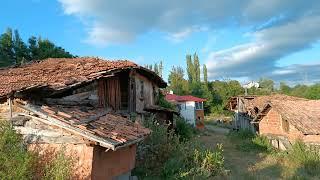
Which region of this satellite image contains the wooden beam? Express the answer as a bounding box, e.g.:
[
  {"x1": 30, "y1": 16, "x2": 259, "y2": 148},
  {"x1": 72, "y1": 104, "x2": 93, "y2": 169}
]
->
[{"x1": 16, "y1": 103, "x2": 118, "y2": 150}]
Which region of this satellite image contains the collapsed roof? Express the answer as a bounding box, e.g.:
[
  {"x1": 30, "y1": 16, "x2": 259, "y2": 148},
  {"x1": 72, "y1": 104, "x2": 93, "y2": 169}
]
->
[
  {"x1": 16, "y1": 100, "x2": 150, "y2": 150},
  {"x1": 0, "y1": 57, "x2": 167, "y2": 99},
  {"x1": 227, "y1": 94, "x2": 320, "y2": 135}
]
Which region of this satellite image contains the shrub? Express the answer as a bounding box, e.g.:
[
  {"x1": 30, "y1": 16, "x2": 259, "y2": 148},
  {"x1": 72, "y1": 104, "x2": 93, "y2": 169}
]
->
[
  {"x1": 287, "y1": 141, "x2": 320, "y2": 176},
  {"x1": 134, "y1": 117, "x2": 225, "y2": 179},
  {"x1": 158, "y1": 93, "x2": 175, "y2": 110},
  {"x1": 0, "y1": 121, "x2": 34, "y2": 179},
  {"x1": 0, "y1": 120, "x2": 74, "y2": 179},
  {"x1": 175, "y1": 116, "x2": 195, "y2": 141},
  {"x1": 162, "y1": 142, "x2": 224, "y2": 179},
  {"x1": 43, "y1": 147, "x2": 74, "y2": 180}
]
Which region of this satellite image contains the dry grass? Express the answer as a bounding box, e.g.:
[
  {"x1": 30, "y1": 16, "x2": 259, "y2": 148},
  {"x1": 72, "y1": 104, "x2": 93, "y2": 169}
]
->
[{"x1": 198, "y1": 126, "x2": 320, "y2": 179}]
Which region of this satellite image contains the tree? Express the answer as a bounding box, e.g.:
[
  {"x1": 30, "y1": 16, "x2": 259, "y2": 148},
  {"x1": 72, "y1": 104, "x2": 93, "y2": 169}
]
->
[
  {"x1": 186, "y1": 55, "x2": 194, "y2": 83},
  {"x1": 159, "y1": 60, "x2": 163, "y2": 77},
  {"x1": 28, "y1": 36, "x2": 38, "y2": 60},
  {"x1": 153, "y1": 63, "x2": 159, "y2": 75},
  {"x1": 259, "y1": 78, "x2": 274, "y2": 92},
  {"x1": 0, "y1": 28, "x2": 14, "y2": 67},
  {"x1": 0, "y1": 28, "x2": 75, "y2": 67},
  {"x1": 280, "y1": 82, "x2": 291, "y2": 94},
  {"x1": 193, "y1": 53, "x2": 200, "y2": 82},
  {"x1": 13, "y1": 30, "x2": 29, "y2": 65},
  {"x1": 168, "y1": 66, "x2": 189, "y2": 95},
  {"x1": 203, "y1": 64, "x2": 208, "y2": 84}
]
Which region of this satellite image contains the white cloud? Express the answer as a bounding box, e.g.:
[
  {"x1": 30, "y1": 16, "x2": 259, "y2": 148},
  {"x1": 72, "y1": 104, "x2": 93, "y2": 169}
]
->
[
  {"x1": 58, "y1": 0, "x2": 320, "y2": 83},
  {"x1": 58, "y1": 0, "x2": 320, "y2": 46},
  {"x1": 205, "y1": 14, "x2": 320, "y2": 83}
]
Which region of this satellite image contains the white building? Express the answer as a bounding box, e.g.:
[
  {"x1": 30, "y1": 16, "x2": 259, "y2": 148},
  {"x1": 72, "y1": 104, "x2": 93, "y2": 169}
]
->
[{"x1": 166, "y1": 93, "x2": 206, "y2": 129}]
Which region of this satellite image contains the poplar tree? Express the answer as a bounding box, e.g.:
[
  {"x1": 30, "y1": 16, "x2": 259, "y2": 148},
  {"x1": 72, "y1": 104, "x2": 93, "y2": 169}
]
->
[
  {"x1": 193, "y1": 53, "x2": 201, "y2": 82},
  {"x1": 203, "y1": 64, "x2": 208, "y2": 84},
  {"x1": 186, "y1": 54, "x2": 194, "y2": 83}
]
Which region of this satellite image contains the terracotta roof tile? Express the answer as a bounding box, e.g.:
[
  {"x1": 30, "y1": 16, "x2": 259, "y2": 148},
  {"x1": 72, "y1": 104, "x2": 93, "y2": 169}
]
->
[
  {"x1": 0, "y1": 57, "x2": 166, "y2": 98},
  {"x1": 228, "y1": 94, "x2": 320, "y2": 135},
  {"x1": 40, "y1": 104, "x2": 150, "y2": 146}
]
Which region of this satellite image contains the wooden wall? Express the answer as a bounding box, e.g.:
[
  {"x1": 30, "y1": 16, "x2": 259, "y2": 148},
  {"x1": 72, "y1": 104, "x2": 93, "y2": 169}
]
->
[{"x1": 134, "y1": 73, "x2": 159, "y2": 113}]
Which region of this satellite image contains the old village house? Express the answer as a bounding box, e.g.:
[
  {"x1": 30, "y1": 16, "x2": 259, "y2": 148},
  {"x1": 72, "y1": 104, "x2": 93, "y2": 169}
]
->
[
  {"x1": 166, "y1": 92, "x2": 206, "y2": 129},
  {"x1": 0, "y1": 57, "x2": 167, "y2": 179},
  {"x1": 227, "y1": 94, "x2": 320, "y2": 150}
]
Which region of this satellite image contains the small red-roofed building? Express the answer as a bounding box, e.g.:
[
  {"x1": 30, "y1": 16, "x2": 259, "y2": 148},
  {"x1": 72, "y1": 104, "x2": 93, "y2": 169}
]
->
[{"x1": 166, "y1": 92, "x2": 206, "y2": 129}]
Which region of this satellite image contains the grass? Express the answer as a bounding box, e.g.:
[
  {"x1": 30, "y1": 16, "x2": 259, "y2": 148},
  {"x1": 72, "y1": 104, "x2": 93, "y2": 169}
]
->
[
  {"x1": 228, "y1": 130, "x2": 274, "y2": 153},
  {"x1": 199, "y1": 128, "x2": 320, "y2": 179}
]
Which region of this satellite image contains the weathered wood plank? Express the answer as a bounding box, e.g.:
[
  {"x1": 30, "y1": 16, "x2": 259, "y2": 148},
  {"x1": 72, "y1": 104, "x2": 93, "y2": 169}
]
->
[{"x1": 16, "y1": 103, "x2": 118, "y2": 150}]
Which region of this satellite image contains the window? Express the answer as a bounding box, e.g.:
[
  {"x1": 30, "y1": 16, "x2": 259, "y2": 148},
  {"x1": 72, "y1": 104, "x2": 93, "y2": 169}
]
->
[{"x1": 195, "y1": 102, "x2": 203, "y2": 110}]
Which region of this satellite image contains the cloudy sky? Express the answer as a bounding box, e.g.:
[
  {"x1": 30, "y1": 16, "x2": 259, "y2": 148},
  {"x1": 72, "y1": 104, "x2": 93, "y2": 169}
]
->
[{"x1": 1, "y1": 0, "x2": 320, "y2": 85}]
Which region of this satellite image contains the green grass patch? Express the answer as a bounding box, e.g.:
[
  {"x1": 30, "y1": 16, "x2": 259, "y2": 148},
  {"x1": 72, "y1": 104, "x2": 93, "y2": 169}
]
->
[{"x1": 228, "y1": 130, "x2": 273, "y2": 153}]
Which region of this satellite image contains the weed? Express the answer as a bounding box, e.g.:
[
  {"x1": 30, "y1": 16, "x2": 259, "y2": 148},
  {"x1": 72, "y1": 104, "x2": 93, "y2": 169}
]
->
[
  {"x1": 134, "y1": 117, "x2": 225, "y2": 179},
  {"x1": 228, "y1": 130, "x2": 273, "y2": 153},
  {"x1": 287, "y1": 141, "x2": 320, "y2": 176}
]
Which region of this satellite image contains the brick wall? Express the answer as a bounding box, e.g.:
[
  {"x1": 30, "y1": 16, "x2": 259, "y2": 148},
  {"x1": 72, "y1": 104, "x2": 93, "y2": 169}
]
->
[
  {"x1": 259, "y1": 108, "x2": 320, "y2": 144},
  {"x1": 259, "y1": 109, "x2": 283, "y2": 136}
]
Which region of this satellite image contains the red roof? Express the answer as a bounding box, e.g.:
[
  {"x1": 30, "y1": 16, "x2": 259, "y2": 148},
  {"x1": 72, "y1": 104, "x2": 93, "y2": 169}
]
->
[{"x1": 165, "y1": 94, "x2": 206, "y2": 102}]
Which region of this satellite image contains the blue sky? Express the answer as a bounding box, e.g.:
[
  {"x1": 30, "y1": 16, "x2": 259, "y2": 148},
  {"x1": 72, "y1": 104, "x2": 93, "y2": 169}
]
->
[{"x1": 1, "y1": 0, "x2": 320, "y2": 85}]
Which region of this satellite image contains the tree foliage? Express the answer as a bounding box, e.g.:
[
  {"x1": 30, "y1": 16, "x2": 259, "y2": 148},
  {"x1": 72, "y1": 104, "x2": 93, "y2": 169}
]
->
[
  {"x1": 0, "y1": 27, "x2": 74, "y2": 67},
  {"x1": 145, "y1": 60, "x2": 164, "y2": 77},
  {"x1": 168, "y1": 66, "x2": 189, "y2": 95}
]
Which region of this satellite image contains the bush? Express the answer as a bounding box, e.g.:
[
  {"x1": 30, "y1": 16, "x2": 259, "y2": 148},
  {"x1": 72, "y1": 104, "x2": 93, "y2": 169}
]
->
[
  {"x1": 0, "y1": 121, "x2": 34, "y2": 179},
  {"x1": 175, "y1": 116, "x2": 195, "y2": 141},
  {"x1": 162, "y1": 142, "x2": 224, "y2": 179},
  {"x1": 0, "y1": 120, "x2": 74, "y2": 179},
  {"x1": 287, "y1": 141, "x2": 320, "y2": 176},
  {"x1": 43, "y1": 148, "x2": 74, "y2": 180},
  {"x1": 158, "y1": 93, "x2": 175, "y2": 110},
  {"x1": 134, "y1": 117, "x2": 225, "y2": 179}
]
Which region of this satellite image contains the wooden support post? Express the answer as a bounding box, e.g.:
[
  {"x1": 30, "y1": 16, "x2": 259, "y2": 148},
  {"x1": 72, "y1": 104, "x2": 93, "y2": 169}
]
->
[{"x1": 8, "y1": 97, "x2": 13, "y2": 120}]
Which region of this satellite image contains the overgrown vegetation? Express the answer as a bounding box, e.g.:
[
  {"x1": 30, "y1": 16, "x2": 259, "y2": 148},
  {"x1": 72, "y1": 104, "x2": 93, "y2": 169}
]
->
[
  {"x1": 134, "y1": 117, "x2": 225, "y2": 179},
  {"x1": 284, "y1": 141, "x2": 320, "y2": 177},
  {"x1": 228, "y1": 130, "x2": 273, "y2": 153},
  {"x1": 0, "y1": 121, "x2": 74, "y2": 179},
  {"x1": 0, "y1": 121, "x2": 34, "y2": 179},
  {"x1": 158, "y1": 93, "x2": 176, "y2": 110},
  {"x1": 224, "y1": 130, "x2": 320, "y2": 178},
  {"x1": 175, "y1": 116, "x2": 195, "y2": 141}
]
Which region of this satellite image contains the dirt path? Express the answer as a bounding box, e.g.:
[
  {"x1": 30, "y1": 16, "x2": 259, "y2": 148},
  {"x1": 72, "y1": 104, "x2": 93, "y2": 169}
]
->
[{"x1": 199, "y1": 126, "x2": 279, "y2": 180}]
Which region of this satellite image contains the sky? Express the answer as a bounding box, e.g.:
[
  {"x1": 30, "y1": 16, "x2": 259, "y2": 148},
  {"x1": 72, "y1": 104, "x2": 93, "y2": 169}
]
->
[{"x1": 1, "y1": 0, "x2": 320, "y2": 86}]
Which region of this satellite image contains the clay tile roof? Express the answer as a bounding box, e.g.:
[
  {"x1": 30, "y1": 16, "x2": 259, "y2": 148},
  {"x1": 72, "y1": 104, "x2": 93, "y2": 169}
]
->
[
  {"x1": 165, "y1": 94, "x2": 206, "y2": 102},
  {"x1": 0, "y1": 57, "x2": 166, "y2": 98},
  {"x1": 228, "y1": 94, "x2": 320, "y2": 135},
  {"x1": 259, "y1": 99, "x2": 320, "y2": 135},
  {"x1": 40, "y1": 104, "x2": 151, "y2": 149}
]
